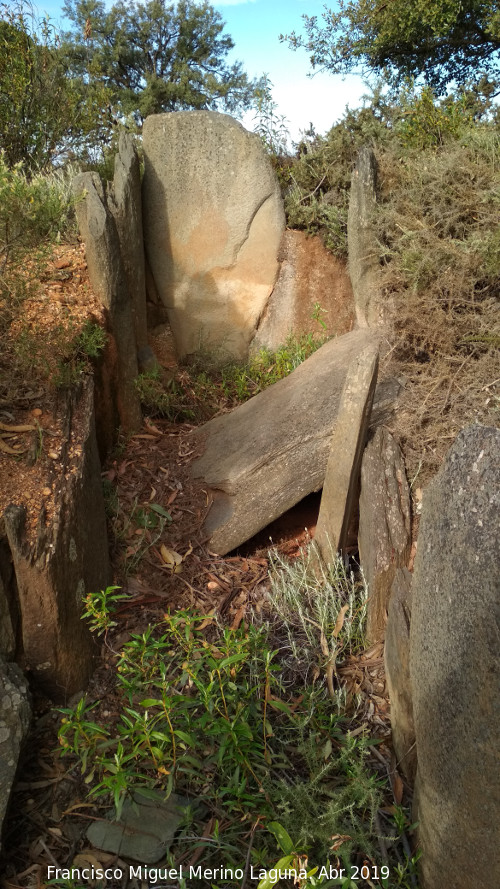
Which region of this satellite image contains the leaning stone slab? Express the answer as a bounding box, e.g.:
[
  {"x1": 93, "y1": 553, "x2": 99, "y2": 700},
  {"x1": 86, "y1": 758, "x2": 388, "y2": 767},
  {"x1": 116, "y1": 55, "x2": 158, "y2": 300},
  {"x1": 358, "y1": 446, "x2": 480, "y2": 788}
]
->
[
  {"x1": 73, "y1": 171, "x2": 142, "y2": 433},
  {"x1": 3, "y1": 380, "x2": 109, "y2": 701},
  {"x1": 348, "y1": 147, "x2": 385, "y2": 329},
  {"x1": 313, "y1": 343, "x2": 379, "y2": 562},
  {"x1": 0, "y1": 658, "x2": 31, "y2": 856},
  {"x1": 142, "y1": 111, "x2": 285, "y2": 361},
  {"x1": 358, "y1": 428, "x2": 411, "y2": 643},
  {"x1": 107, "y1": 132, "x2": 149, "y2": 354},
  {"x1": 384, "y1": 568, "x2": 416, "y2": 784},
  {"x1": 191, "y1": 330, "x2": 400, "y2": 555},
  {"x1": 409, "y1": 425, "x2": 500, "y2": 889}
]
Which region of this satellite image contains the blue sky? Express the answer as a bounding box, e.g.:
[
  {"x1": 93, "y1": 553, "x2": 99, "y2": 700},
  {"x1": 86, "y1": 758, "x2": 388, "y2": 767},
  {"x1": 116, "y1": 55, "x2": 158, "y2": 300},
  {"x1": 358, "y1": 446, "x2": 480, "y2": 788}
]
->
[{"x1": 37, "y1": 0, "x2": 368, "y2": 144}]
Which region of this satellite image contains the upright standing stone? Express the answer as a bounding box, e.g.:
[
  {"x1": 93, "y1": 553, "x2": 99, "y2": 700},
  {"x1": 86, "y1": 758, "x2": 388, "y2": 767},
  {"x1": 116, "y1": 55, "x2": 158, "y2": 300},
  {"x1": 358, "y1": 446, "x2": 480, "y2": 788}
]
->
[
  {"x1": 358, "y1": 428, "x2": 411, "y2": 643},
  {"x1": 409, "y1": 425, "x2": 500, "y2": 889},
  {"x1": 313, "y1": 343, "x2": 379, "y2": 562},
  {"x1": 107, "y1": 133, "x2": 149, "y2": 354},
  {"x1": 142, "y1": 111, "x2": 285, "y2": 361},
  {"x1": 348, "y1": 147, "x2": 384, "y2": 329},
  {"x1": 73, "y1": 172, "x2": 142, "y2": 433},
  {"x1": 384, "y1": 568, "x2": 416, "y2": 784},
  {"x1": 3, "y1": 381, "x2": 109, "y2": 700}
]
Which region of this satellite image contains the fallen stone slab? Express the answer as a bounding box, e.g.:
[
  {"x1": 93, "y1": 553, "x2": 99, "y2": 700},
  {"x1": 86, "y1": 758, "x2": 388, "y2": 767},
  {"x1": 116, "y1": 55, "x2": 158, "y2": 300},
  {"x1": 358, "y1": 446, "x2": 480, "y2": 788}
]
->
[
  {"x1": 0, "y1": 658, "x2": 31, "y2": 857},
  {"x1": 313, "y1": 342, "x2": 379, "y2": 562},
  {"x1": 410, "y1": 425, "x2": 500, "y2": 889},
  {"x1": 87, "y1": 790, "x2": 189, "y2": 864},
  {"x1": 358, "y1": 427, "x2": 411, "y2": 644},
  {"x1": 142, "y1": 111, "x2": 285, "y2": 361},
  {"x1": 191, "y1": 330, "x2": 400, "y2": 555}
]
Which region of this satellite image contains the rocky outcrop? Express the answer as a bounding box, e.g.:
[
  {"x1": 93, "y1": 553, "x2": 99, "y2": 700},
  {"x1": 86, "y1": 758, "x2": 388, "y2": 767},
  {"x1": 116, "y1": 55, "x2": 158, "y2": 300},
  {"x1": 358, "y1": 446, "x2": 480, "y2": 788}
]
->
[
  {"x1": 384, "y1": 568, "x2": 416, "y2": 784},
  {"x1": 142, "y1": 111, "x2": 285, "y2": 361},
  {"x1": 313, "y1": 343, "x2": 379, "y2": 561},
  {"x1": 3, "y1": 381, "x2": 109, "y2": 700},
  {"x1": 409, "y1": 425, "x2": 500, "y2": 889},
  {"x1": 358, "y1": 428, "x2": 411, "y2": 643},
  {"x1": 348, "y1": 147, "x2": 384, "y2": 329},
  {"x1": 192, "y1": 330, "x2": 399, "y2": 555},
  {"x1": 0, "y1": 658, "x2": 31, "y2": 856},
  {"x1": 250, "y1": 230, "x2": 355, "y2": 353},
  {"x1": 73, "y1": 171, "x2": 142, "y2": 433}
]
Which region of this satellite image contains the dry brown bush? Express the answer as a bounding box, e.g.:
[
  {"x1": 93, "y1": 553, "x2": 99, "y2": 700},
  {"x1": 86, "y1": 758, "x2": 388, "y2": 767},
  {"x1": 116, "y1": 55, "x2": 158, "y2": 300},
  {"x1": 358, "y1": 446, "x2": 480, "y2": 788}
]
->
[{"x1": 376, "y1": 132, "x2": 500, "y2": 486}]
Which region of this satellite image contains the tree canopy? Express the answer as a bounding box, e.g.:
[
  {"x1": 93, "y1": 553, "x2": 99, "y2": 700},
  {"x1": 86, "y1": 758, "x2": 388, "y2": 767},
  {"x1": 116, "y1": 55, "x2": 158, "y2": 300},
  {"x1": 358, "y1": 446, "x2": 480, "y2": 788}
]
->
[
  {"x1": 281, "y1": 0, "x2": 500, "y2": 94},
  {"x1": 0, "y1": 2, "x2": 107, "y2": 171},
  {"x1": 61, "y1": 0, "x2": 258, "y2": 122}
]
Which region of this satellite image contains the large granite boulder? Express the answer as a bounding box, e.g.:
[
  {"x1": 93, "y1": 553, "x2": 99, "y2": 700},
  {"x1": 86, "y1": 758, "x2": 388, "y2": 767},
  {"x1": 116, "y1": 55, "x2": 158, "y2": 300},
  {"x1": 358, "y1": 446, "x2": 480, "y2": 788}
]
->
[
  {"x1": 409, "y1": 425, "x2": 500, "y2": 889},
  {"x1": 358, "y1": 428, "x2": 411, "y2": 643},
  {"x1": 0, "y1": 658, "x2": 31, "y2": 856},
  {"x1": 191, "y1": 330, "x2": 400, "y2": 555},
  {"x1": 142, "y1": 111, "x2": 285, "y2": 361}
]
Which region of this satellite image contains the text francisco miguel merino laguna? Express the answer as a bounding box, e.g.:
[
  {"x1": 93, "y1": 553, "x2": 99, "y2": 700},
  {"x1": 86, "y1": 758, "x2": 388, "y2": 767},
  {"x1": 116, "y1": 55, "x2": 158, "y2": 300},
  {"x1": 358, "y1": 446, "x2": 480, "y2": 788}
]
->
[{"x1": 46, "y1": 863, "x2": 364, "y2": 883}]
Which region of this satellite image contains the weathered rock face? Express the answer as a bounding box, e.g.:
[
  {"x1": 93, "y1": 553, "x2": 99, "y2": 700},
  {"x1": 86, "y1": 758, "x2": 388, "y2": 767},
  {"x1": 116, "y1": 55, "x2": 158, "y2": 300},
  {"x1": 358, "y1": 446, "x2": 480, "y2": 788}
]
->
[
  {"x1": 73, "y1": 171, "x2": 142, "y2": 433},
  {"x1": 358, "y1": 428, "x2": 411, "y2": 643},
  {"x1": 250, "y1": 230, "x2": 355, "y2": 353},
  {"x1": 0, "y1": 659, "x2": 31, "y2": 856},
  {"x1": 348, "y1": 147, "x2": 384, "y2": 329},
  {"x1": 313, "y1": 343, "x2": 379, "y2": 561},
  {"x1": 3, "y1": 381, "x2": 109, "y2": 700},
  {"x1": 409, "y1": 425, "x2": 500, "y2": 889},
  {"x1": 191, "y1": 330, "x2": 400, "y2": 555},
  {"x1": 107, "y1": 132, "x2": 149, "y2": 354},
  {"x1": 384, "y1": 568, "x2": 416, "y2": 784},
  {"x1": 142, "y1": 111, "x2": 285, "y2": 361}
]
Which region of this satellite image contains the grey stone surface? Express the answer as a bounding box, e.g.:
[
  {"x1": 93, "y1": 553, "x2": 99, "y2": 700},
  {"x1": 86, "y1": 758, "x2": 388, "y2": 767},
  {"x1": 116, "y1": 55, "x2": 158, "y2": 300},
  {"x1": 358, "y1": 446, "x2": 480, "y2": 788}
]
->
[
  {"x1": 251, "y1": 230, "x2": 355, "y2": 353},
  {"x1": 191, "y1": 330, "x2": 399, "y2": 555},
  {"x1": 107, "y1": 132, "x2": 149, "y2": 353},
  {"x1": 409, "y1": 425, "x2": 500, "y2": 889},
  {"x1": 348, "y1": 146, "x2": 385, "y2": 329},
  {"x1": 3, "y1": 380, "x2": 108, "y2": 700},
  {"x1": 73, "y1": 171, "x2": 142, "y2": 433},
  {"x1": 87, "y1": 790, "x2": 189, "y2": 864},
  {"x1": 142, "y1": 111, "x2": 285, "y2": 361},
  {"x1": 0, "y1": 658, "x2": 31, "y2": 856},
  {"x1": 313, "y1": 343, "x2": 379, "y2": 561},
  {"x1": 384, "y1": 568, "x2": 416, "y2": 784},
  {"x1": 358, "y1": 428, "x2": 411, "y2": 643}
]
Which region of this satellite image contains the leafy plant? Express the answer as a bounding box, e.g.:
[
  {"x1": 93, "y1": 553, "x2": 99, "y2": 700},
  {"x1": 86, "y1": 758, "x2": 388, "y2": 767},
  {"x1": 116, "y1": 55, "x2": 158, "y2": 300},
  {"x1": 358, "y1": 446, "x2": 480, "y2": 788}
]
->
[
  {"x1": 137, "y1": 333, "x2": 327, "y2": 422},
  {"x1": 81, "y1": 585, "x2": 130, "y2": 636}
]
